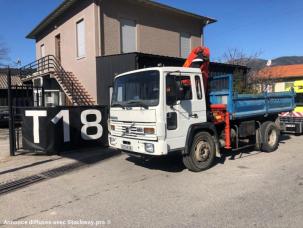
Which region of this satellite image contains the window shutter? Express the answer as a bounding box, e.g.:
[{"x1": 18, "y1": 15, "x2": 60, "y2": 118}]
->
[
  {"x1": 180, "y1": 33, "x2": 191, "y2": 58},
  {"x1": 121, "y1": 19, "x2": 136, "y2": 53}
]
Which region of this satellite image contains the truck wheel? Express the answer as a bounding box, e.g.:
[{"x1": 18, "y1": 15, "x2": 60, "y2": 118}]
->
[
  {"x1": 261, "y1": 121, "x2": 280, "y2": 152},
  {"x1": 255, "y1": 128, "x2": 261, "y2": 151},
  {"x1": 183, "y1": 132, "x2": 216, "y2": 172}
]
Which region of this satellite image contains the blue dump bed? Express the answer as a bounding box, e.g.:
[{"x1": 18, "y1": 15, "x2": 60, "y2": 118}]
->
[{"x1": 209, "y1": 74, "x2": 296, "y2": 120}]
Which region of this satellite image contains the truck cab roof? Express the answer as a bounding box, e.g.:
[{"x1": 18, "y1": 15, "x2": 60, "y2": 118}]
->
[{"x1": 115, "y1": 67, "x2": 202, "y2": 79}]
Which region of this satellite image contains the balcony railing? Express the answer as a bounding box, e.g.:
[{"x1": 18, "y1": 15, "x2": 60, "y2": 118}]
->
[{"x1": 19, "y1": 55, "x2": 79, "y2": 104}]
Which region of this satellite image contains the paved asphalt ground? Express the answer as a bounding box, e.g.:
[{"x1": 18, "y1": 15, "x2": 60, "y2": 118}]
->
[{"x1": 0, "y1": 134, "x2": 303, "y2": 227}]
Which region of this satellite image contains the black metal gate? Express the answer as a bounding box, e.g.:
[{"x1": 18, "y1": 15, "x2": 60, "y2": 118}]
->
[{"x1": 6, "y1": 67, "x2": 44, "y2": 156}]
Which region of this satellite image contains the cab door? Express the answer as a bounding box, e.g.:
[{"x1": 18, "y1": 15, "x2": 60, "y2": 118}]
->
[{"x1": 165, "y1": 73, "x2": 207, "y2": 150}]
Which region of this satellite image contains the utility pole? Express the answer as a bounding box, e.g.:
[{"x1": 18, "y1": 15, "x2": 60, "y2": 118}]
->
[{"x1": 7, "y1": 66, "x2": 15, "y2": 156}]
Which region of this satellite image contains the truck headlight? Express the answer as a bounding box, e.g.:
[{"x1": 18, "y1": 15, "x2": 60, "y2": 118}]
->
[{"x1": 145, "y1": 143, "x2": 154, "y2": 153}]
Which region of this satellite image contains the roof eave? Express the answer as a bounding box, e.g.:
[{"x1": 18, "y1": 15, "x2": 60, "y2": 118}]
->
[
  {"x1": 26, "y1": 0, "x2": 79, "y2": 39},
  {"x1": 138, "y1": 0, "x2": 217, "y2": 24},
  {"x1": 26, "y1": 0, "x2": 217, "y2": 40}
]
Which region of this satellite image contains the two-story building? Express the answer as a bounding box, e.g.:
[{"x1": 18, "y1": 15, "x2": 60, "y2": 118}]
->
[{"x1": 24, "y1": 0, "x2": 216, "y2": 106}]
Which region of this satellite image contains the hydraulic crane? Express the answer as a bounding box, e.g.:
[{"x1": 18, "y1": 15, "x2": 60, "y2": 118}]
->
[
  {"x1": 183, "y1": 46, "x2": 231, "y2": 148},
  {"x1": 183, "y1": 46, "x2": 210, "y2": 93}
]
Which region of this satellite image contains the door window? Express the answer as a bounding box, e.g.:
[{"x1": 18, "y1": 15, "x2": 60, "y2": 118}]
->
[
  {"x1": 178, "y1": 76, "x2": 192, "y2": 100},
  {"x1": 195, "y1": 76, "x2": 203, "y2": 100},
  {"x1": 295, "y1": 93, "x2": 303, "y2": 106},
  {"x1": 166, "y1": 75, "x2": 192, "y2": 104},
  {"x1": 109, "y1": 86, "x2": 113, "y2": 105}
]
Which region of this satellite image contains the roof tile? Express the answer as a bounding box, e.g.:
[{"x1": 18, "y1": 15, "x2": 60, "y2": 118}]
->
[
  {"x1": 0, "y1": 73, "x2": 23, "y2": 89},
  {"x1": 257, "y1": 64, "x2": 303, "y2": 79}
]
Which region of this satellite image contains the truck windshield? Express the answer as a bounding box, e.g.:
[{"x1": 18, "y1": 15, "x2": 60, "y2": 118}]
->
[
  {"x1": 295, "y1": 93, "x2": 303, "y2": 106},
  {"x1": 111, "y1": 70, "x2": 160, "y2": 108}
]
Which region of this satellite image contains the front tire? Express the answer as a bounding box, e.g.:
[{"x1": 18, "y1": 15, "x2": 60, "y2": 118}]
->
[
  {"x1": 183, "y1": 132, "x2": 216, "y2": 172},
  {"x1": 260, "y1": 121, "x2": 280, "y2": 152}
]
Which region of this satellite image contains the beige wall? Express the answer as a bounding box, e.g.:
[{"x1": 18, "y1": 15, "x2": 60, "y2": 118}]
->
[
  {"x1": 102, "y1": 0, "x2": 204, "y2": 57},
  {"x1": 274, "y1": 82, "x2": 285, "y2": 92},
  {"x1": 36, "y1": 0, "x2": 99, "y2": 101},
  {"x1": 34, "y1": 0, "x2": 205, "y2": 102}
]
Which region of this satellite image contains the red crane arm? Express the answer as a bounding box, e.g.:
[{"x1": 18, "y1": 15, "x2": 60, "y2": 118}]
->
[
  {"x1": 183, "y1": 46, "x2": 210, "y2": 93},
  {"x1": 183, "y1": 47, "x2": 231, "y2": 149}
]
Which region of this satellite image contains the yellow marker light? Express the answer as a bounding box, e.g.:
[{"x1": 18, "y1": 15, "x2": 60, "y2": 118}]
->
[{"x1": 144, "y1": 128, "x2": 155, "y2": 134}]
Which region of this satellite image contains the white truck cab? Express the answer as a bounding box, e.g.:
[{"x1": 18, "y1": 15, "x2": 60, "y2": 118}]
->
[
  {"x1": 108, "y1": 66, "x2": 291, "y2": 172},
  {"x1": 109, "y1": 67, "x2": 207, "y2": 157}
]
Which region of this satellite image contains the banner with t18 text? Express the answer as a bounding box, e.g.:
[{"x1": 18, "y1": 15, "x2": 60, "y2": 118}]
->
[{"x1": 22, "y1": 106, "x2": 108, "y2": 154}]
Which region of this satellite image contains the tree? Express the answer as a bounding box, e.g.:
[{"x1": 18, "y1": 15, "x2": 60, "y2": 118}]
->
[
  {"x1": 222, "y1": 48, "x2": 262, "y2": 67},
  {"x1": 221, "y1": 48, "x2": 271, "y2": 93}
]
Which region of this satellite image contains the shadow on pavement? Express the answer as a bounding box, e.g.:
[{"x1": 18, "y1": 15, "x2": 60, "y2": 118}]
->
[
  {"x1": 0, "y1": 148, "x2": 121, "y2": 196},
  {"x1": 279, "y1": 133, "x2": 292, "y2": 144},
  {"x1": 1, "y1": 148, "x2": 121, "y2": 180},
  {"x1": 59, "y1": 147, "x2": 121, "y2": 165},
  {"x1": 126, "y1": 152, "x2": 186, "y2": 173},
  {"x1": 15, "y1": 147, "x2": 121, "y2": 165},
  {"x1": 215, "y1": 133, "x2": 293, "y2": 166},
  {"x1": 4, "y1": 133, "x2": 293, "y2": 176},
  {"x1": 0, "y1": 158, "x2": 61, "y2": 175},
  {"x1": 215, "y1": 147, "x2": 260, "y2": 166}
]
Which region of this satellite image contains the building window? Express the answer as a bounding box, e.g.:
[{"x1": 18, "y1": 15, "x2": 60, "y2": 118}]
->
[
  {"x1": 55, "y1": 34, "x2": 61, "y2": 62},
  {"x1": 40, "y1": 44, "x2": 45, "y2": 58},
  {"x1": 121, "y1": 18, "x2": 137, "y2": 53},
  {"x1": 45, "y1": 91, "x2": 60, "y2": 107},
  {"x1": 76, "y1": 19, "x2": 86, "y2": 58},
  {"x1": 180, "y1": 33, "x2": 191, "y2": 58},
  {"x1": 33, "y1": 78, "x2": 43, "y2": 87}
]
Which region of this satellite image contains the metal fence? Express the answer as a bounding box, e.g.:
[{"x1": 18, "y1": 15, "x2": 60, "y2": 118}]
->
[{"x1": 6, "y1": 67, "x2": 44, "y2": 156}]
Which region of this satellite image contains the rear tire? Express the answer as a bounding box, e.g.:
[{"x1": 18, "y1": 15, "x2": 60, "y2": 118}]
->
[
  {"x1": 255, "y1": 128, "x2": 261, "y2": 151},
  {"x1": 183, "y1": 132, "x2": 216, "y2": 172},
  {"x1": 260, "y1": 121, "x2": 280, "y2": 152}
]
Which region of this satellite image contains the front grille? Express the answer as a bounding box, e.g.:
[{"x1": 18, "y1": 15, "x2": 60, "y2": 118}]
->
[
  {"x1": 121, "y1": 125, "x2": 143, "y2": 136},
  {"x1": 111, "y1": 121, "x2": 156, "y2": 140}
]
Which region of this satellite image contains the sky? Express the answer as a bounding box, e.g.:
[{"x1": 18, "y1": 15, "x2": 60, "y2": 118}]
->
[{"x1": 0, "y1": 0, "x2": 302, "y2": 66}]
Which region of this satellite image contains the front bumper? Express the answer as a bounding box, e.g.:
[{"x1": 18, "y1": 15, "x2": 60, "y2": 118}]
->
[
  {"x1": 108, "y1": 135, "x2": 168, "y2": 156},
  {"x1": 281, "y1": 122, "x2": 303, "y2": 134}
]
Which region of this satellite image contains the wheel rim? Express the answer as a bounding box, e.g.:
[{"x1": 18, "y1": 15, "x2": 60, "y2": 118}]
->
[
  {"x1": 268, "y1": 128, "x2": 277, "y2": 146},
  {"x1": 194, "y1": 140, "x2": 211, "y2": 162}
]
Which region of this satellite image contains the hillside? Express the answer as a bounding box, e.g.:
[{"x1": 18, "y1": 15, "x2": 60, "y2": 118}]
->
[
  {"x1": 247, "y1": 56, "x2": 303, "y2": 69},
  {"x1": 272, "y1": 56, "x2": 303, "y2": 66}
]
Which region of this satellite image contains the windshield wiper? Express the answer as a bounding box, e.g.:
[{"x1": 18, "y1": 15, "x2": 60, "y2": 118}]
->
[
  {"x1": 111, "y1": 103, "x2": 125, "y2": 109},
  {"x1": 126, "y1": 100, "x2": 149, "y2": 109}
]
